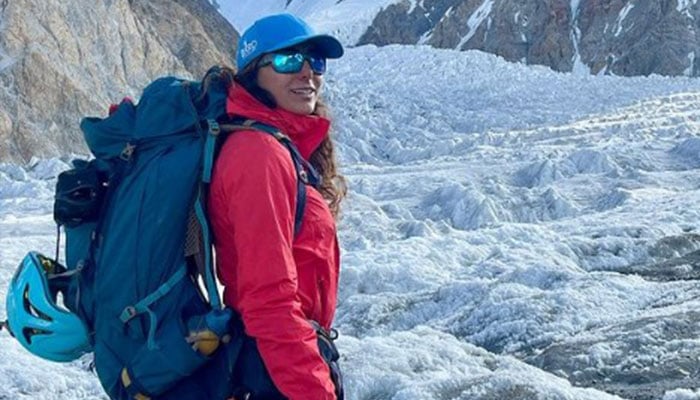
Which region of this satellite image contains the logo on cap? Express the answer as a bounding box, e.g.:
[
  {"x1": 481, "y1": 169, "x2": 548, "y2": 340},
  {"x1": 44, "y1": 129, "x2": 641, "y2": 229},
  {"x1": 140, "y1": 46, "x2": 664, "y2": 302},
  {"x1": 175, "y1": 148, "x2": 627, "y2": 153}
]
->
[{"x1": 240, "y1": 40, "x2": 258, "y2": 60}]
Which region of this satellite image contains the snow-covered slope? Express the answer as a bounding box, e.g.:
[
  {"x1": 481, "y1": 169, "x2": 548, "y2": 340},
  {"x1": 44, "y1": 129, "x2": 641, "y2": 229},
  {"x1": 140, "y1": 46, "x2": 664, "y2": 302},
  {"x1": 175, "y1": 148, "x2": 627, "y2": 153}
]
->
[
  {"x1": 2, "y1": 45, "x2": 700, "y2": 399},
  {"x1": 218, "y1": 0, "x2": 700, "y2": 78},
  {"x1": 218, "y1": 0, "x2": 397, "y2": 45}
]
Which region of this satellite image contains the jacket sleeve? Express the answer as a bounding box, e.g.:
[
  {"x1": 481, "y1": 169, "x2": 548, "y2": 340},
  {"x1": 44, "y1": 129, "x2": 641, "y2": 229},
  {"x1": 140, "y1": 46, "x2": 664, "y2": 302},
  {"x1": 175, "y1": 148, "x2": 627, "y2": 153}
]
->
[{"x1": 211, "y1": 130, "x2": 336, "y2": 400}]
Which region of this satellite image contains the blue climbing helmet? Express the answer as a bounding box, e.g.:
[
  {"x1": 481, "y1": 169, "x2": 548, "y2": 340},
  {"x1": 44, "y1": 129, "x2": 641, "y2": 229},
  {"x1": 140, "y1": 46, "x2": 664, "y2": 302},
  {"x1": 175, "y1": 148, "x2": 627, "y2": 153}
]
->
[{"x1": 4, "y1": 251, "x2": 91, "y2": 362}]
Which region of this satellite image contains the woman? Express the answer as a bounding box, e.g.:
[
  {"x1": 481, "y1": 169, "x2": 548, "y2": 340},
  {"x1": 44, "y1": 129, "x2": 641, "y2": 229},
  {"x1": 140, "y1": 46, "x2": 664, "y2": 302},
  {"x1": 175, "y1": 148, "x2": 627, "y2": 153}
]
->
[{"x1": 208, "y1": 13, "x2": 347, "y2": 400}]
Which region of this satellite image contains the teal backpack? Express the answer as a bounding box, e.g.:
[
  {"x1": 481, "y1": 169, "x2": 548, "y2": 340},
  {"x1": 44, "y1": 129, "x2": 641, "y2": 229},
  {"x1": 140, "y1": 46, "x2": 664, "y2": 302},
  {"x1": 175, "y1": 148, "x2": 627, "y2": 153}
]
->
[{"x1": 53, "y1": 67, "x2": 324, "y2": 399}]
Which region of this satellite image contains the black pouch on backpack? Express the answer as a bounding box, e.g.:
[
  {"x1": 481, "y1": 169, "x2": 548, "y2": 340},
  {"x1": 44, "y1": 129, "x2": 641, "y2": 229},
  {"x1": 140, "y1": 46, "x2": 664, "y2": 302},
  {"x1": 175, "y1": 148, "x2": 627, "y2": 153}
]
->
[{"x1": 54, "y1": 160, "x2": 107, "y2": 227}]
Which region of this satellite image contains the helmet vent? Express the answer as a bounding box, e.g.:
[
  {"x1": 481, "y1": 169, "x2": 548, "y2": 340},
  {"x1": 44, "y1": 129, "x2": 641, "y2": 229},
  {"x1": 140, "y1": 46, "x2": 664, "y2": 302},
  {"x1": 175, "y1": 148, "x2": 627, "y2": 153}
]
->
[
  {"x1": 7, "y1": 252, "x2": 90, "y2": 362},
  {"x1": 22, "y1": 327, "x2": 50, "y2": 344},
  {"x1": 23, "y1": 287, "x2": 53, "y2": 321}
]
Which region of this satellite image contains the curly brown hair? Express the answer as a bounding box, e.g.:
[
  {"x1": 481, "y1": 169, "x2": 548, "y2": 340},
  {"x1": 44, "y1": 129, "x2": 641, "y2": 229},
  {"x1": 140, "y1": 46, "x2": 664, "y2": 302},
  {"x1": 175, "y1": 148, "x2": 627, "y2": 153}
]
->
[
  {"x1": 306, "y1": 100, "x2": 348, "y2": 219},
  {"x1": 207, "y1": 65, "x2": 347, "y2": 218}
]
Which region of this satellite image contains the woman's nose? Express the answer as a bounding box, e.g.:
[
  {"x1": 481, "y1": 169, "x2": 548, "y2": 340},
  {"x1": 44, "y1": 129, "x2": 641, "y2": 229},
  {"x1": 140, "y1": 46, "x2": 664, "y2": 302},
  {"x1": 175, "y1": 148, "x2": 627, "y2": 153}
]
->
[{"x1": 297, "y1": 61, "x2": 313, "y2": 78}]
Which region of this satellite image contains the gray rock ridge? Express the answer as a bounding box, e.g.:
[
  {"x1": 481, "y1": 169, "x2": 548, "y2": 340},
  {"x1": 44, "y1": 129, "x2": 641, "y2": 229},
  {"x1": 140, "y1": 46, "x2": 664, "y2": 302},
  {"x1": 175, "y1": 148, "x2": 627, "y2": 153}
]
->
[
  {"x1": 0, "y1": 0, "x2": 238, "y2": 163},
  {"x1": 615, "y1": 233, "x2": 700, "y2": 281},
  {"x1": 359, "y1": 0, "x2": 700, "y2": 77},
  {"x1": 528, "y1": 310, "x2": 700, "y2": 400},
  {"x1": 522, "y1": 233, "x2": 700, "y2": 400},
  {"x1": 131, "y1": 0, "x2": 238, "y2": 75}
]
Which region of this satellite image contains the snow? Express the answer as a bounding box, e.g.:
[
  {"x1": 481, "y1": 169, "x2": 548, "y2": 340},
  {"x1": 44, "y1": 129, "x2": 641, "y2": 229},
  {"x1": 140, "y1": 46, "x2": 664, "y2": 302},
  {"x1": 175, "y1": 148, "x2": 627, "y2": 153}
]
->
[
  {"x1": 301, "y1": 1, "x2": 398, "y2": 46},
  {"x1": 570, "y1": 0, "x2": 581, "y2": 16},
  {"x1": 217, "y1": 0, "x2": 287, "y2": 33},
  {"x1": 3, "y1": 41, "x2": 700, "y2": 399},
  {"x1": 406, "y1": 0, "x2": 422, "y2": 15},
  {"x1": 417, "y1": 29, "x2": 432, "y2": 45},
  {"x1": 457, "y1": 0, "x2": 494, "y2": 50},
  {"x1": 685, "y1": 52, "x2": 696, "y2": 77},
  {"x1": 614, "y1": 3, "x2": 635, "y2": 37},
  {"x1": 665, "y1": 388, "x2": 700, "y2": 400},
  {"x1": 219, "y1": 0, "x2": 400, "y2": 46},
  {"x1": 677, "y1": 0, "x2": 699, "y2": 13},
  {"x1": 569, "y1": 0, "x2": 589, "y2": 75}
]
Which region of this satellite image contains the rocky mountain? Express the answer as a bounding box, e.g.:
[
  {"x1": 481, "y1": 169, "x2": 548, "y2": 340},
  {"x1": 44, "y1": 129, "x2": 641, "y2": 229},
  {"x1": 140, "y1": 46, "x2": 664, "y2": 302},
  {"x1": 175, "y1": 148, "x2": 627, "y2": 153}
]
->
[
  {"x1": 0, "y1": 0, "x2": 238, "y2": 163},
  {"x1": 3, "y1": 0, "x2": 699, "y2": 163},
  {"x1": 359, "y1": 0, "x2": 700, "y2": 77}
]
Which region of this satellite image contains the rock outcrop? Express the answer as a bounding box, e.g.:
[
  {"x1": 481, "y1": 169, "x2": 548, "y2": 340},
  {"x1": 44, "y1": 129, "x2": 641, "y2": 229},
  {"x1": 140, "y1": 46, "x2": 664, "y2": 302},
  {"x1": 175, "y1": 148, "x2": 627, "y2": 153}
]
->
[
  {"x1": 359, "y1": 0, "x2": 700, "y2": 77},
  {"x1": 0, "y1": 0, "x2": 238, "y2": 163}
]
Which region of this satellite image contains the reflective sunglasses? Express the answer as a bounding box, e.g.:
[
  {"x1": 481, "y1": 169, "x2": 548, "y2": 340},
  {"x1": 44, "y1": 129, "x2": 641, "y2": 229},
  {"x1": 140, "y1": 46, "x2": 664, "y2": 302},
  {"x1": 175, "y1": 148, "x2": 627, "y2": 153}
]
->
[{"x1": 257, "y1": 52, "x2": 327, "y2": 75}]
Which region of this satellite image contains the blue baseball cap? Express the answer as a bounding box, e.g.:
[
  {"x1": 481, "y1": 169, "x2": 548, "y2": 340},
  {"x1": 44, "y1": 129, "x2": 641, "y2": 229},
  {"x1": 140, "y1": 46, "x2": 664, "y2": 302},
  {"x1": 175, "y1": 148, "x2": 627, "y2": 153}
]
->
[{"x1": 237, "y1": 13, "x2": 344, "y2": 71}]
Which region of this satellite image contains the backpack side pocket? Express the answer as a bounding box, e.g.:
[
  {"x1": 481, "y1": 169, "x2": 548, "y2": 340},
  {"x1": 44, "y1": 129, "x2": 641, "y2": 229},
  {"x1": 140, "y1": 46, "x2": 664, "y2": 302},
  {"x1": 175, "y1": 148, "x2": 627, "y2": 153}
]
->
[{"x1": 54, "y1": 160, "x2": 107, "y2": 228}]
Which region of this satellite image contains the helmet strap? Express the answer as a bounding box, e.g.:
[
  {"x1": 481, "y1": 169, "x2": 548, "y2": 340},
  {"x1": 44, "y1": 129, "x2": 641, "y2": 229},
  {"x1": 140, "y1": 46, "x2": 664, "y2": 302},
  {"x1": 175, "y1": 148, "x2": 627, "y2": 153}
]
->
[
  {"x1": 0, "y1": 320, "x2": 14, "y2": 338},
  {"x1": 55, "y1": 225, "x2": 61, "y2": 264}
]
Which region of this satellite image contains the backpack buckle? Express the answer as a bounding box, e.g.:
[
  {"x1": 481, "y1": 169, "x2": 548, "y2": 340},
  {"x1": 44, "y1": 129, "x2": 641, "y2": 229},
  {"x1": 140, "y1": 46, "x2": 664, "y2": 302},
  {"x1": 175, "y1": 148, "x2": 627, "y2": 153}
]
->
[
  {"x1": 207, "y1": 120, "x2": 220, "y2": 136},
  {"x1": 120, "y1": 306, "x2": 138, "y2": 323},
  {"x1": 120, "y1": 143, "x2": 136, "y2": 161}
]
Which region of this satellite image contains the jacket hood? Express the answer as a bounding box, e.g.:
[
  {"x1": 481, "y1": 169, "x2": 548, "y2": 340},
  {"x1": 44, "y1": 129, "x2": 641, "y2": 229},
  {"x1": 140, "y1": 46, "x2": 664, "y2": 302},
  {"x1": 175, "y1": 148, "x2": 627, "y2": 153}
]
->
[{"x1": 226, "y1": 84, "x2": 331, "y2": 160}]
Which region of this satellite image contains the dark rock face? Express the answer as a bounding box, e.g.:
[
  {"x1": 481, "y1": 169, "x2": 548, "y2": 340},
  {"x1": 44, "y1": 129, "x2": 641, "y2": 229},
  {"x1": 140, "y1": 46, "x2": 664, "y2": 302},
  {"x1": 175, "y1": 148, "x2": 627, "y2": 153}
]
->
[
  {"x1": 131, "y1": 0, "x2": 238, "y2": 75},
  {"x1": 359, "y1": 0, "x2": 458, "y2": 45},
  {"x1": 528, "y1": 311, "x2": 700, "y2": 400},
  {"x1": 578, "y1": 0, "x2": 699, "y2": 76},
  {"x1": 0, "y1": 0, "x2": 238, "y2": 163},
  {"x1": 616, "y1": 234, "x2": 700, "y2": 281},
  {"x1": 523, "y1": 233, "x2": 700, "y2": 400},
  {"x1": 359, "y1": 0, "x2": 700, "y2": 77}
]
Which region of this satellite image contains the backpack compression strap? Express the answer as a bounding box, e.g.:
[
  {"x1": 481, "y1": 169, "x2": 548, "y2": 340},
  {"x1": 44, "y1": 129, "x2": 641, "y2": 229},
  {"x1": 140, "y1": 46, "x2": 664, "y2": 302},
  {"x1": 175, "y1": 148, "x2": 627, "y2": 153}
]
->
[
  {"x1": 197, "y1": 120, "x2": 223, "y2": 309},
  {"x1": 117, "y1": 122, "x2": 224, "y2": 347}
]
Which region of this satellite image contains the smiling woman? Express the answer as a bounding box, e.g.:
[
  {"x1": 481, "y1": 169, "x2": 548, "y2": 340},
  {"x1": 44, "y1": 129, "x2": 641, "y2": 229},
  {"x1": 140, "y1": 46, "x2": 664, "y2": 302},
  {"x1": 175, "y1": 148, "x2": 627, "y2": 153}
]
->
[
  {"x1": 256, "y1": 49, "x2": 325, "y2": 114},
  {"x1": 207, "y1": 13, "x2": 347, "y2": 400}
]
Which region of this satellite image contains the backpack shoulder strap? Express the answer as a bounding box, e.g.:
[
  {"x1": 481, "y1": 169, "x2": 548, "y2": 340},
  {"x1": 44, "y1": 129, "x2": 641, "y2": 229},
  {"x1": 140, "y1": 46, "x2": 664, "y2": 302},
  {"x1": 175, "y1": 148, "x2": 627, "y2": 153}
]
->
[
  {"x1": 187, "y1": 119, "x2": 223, "y2": 310},
  {"x1": 219, "y1": 118, "x2": 320, "y2": 237},
  {"x1": 187, "y1": 118, "x2": 319, "y2": 310}
]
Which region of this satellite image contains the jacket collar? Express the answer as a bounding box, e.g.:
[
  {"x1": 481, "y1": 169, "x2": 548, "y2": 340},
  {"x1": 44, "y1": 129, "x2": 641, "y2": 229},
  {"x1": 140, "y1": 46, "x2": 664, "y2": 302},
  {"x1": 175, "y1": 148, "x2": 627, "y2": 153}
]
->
[{"x1": 226, "y1": 84, "x2": 331, "y2": 160}]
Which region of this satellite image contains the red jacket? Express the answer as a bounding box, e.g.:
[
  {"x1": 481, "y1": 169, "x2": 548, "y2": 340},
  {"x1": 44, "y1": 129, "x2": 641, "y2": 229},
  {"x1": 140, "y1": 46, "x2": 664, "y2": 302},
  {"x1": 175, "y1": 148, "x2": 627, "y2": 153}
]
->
[{"x1": 209, "y1": 84, "x2": 340, "y2": 400}]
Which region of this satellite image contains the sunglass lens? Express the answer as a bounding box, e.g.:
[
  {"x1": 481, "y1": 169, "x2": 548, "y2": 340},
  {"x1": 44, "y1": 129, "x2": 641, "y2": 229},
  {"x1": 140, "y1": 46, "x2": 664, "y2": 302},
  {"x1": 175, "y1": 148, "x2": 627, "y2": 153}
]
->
[
  {"x1": 272, "y1": 54, "x2": 303, "y2": 73},
  {"x1": 269, "y1": 53, "x2": 327, "y2": 75},
  {"x1": 309, "y1": 56, "x2": 326, "y2": 74}
]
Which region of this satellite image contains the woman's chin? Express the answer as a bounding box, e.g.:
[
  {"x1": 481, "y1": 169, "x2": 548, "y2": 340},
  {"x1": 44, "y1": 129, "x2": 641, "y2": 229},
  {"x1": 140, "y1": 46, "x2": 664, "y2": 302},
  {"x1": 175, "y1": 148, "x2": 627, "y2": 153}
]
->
[{"x1": 282, "y1": 101, "x2": 316, "y2": 115}]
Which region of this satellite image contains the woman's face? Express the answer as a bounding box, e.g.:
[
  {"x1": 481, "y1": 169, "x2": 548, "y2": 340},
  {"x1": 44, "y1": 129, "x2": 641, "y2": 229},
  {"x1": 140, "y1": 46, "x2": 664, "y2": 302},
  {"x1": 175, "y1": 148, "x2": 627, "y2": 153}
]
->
[{"x1": 257, "y1": 53, "x2": 324, "y2": 115}]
